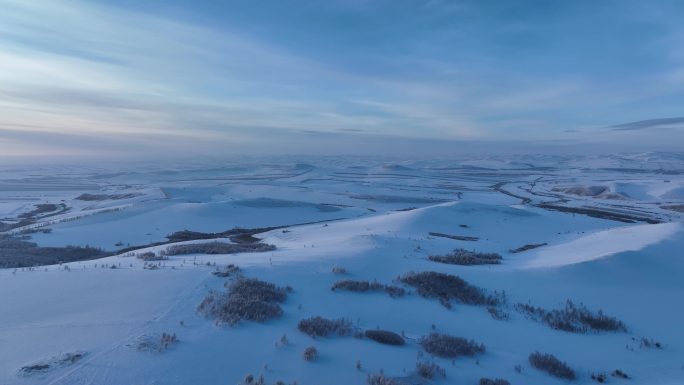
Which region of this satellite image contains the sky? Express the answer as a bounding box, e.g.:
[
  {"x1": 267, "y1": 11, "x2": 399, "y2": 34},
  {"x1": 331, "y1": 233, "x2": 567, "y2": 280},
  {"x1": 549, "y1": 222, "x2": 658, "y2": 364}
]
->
[{"x1": 0, "y1": 0, "x2": 683, "y2": 160}]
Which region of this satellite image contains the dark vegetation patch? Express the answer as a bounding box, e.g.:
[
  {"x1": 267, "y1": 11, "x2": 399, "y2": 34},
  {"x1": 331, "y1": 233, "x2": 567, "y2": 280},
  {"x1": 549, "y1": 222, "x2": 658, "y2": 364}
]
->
[
  {"x1": 399, "y1": 271, "x2": 501, "y2": 307},
  {"x1": 367, "y1": 373, "x2": 403, "y2": 385},
  {"x1": 197, "y1": 278, "x2": 288, "y2": 326},
  {"x1": 0, "y1": 235, "x2": 110, "y2": 268},
  {"x1": 18, "y1": 204, "x2": 61, "y2": 218},
  {"x1": 479, "y1": 378, "x2": 511, "y2": 385},
  {"x1": 166, "y1": 227, "x2": 280, "y2": 244},
  {"x1": 515, "y1": 300, "x2": 626, "y2": 333},
  {"x1": 164, "y1": 241, "x2": 275, "y2": 256},
  {"x1": 332, "y1": 280, "x2": 405, "y2": 298},
  {"x1": 395, "y1": 207, "x2": 417, "y2": 212},
  {"x1": 297, "y1": 316, "x2": 352, "y2": 338},
  {"x1": 487, "y1": 307, "x2": 510, "y2": 321},
  {"x1": 0, "y1": 219, "x2": 33, "y2": 232},
  {"x1": 118, "y1": 220, "x2": 341, "y2": 255},
  {"x1": 76, "y1": 193, "x2": 141, "y2": 201},
  {"x1": 662, "y1": 204, "x2": 684, "y2": 213},
  {"x1": 135, "y1": 332, "x2": 178, "y2": 352},
  {"x1": 429, "y1": 232, "x2": 479, "y2": 241},
  {"x1": 234, "y1": 198, "x2": 341, "y2": 212},
  {"x1": 18, "y1": 352, "x2": 85, "y2": 377},
  {"x1": 528, "y1": 351, "x2": 576, "y2": 380},
  {"x1": 364, "y1": 330, "x2": 405, "y2": 346},
  {"x1": 509, "y1": 243, "x2": 547, "y2": 253},
  {"x1": 611, "y1": 369, "x2": 630, "y2": 379},
  {"x1": 428, "y1": 248, "x2": 502, "y2": 265},
  {"x1": 419, "y1": 332, "x2": 485, "y2": 358},
  {"x1": 302, "y1": 346, "x2": 318, "y2": 361},
  {"x1": 349, "y1": 194, "x2": 448, "y2": 204},
  {"x1": 635, "y1": 336, "x2": 663, "y2": 349},
  {"x1": 416, "y1": 361, "x2": 446, "y2": 379},
  {"x1": 136, "y1": 251, "x2": 167, "y2": 261},
  {"x1": 536, "y1": 203, "x2": 660, "y2": 224},
  {"x1": 213, "y1": 264, "x2": 241, "y2": 277},
  {"x1": 591, "y1": 372, "x2": 607, "y2": 383}
]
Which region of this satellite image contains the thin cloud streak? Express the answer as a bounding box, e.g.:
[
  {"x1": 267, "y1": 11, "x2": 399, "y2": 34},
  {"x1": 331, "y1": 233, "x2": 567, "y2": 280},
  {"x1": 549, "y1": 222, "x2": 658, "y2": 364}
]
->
[{"x1": 0, "y1": 0, "x2": 682, "y2": 158}]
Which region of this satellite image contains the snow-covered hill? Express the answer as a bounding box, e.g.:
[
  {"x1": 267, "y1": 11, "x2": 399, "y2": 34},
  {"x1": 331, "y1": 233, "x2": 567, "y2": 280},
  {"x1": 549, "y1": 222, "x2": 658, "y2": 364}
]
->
[{"x1": 1, "y1": 154, "x2": 683, "y2": 385}]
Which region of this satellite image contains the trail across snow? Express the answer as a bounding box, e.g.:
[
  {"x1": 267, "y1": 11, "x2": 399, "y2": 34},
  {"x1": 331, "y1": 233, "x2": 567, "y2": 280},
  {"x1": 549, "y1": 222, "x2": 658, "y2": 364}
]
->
[{"x1": 525, "y1": 222, "x2": 681, "y2": 268}]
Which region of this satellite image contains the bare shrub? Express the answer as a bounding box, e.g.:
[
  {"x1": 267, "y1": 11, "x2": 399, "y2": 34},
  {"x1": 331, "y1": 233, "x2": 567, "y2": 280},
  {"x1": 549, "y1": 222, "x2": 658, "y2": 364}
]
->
[
  {"x1": 76, "y1": 193, "x2": 140, "y2": 201},
  {"x1": 611, "y1": 369, "x2": 629, "y2": 379},
  {"x1": 213, "y1": 264, "x2": 241, "y2": 277},
  {"x1": 591, "y1": 372, "x2": 607, "y2": 383},
  {"x1": 160, "y1": 332, "x2": 177, "y2": 350},
  {"x1": 638, "y1": 337, "x2": 663, "y2": 349},
  {"x1": 303, "y1": 346, "x2": 318, "y2": 361},
  {"x1": 333, "y1": 280, "x2": 383, "y2": 292},
  {"x1": 18, "y1": 352, "x2": 85, "y2": 377},
  {"x1": 420, "y1": 332, "x2": 485, "y2": 358},
  {"x1": 197, "y1": 278, "x2": 288, "y2": 326},
  {"x1": 332, "y1": 280, "x2": 406, "y2": 298},
  {"x1": 528, "y1": 351, "x2": 576, "y2": 380},
  {"x1": 135, "y1": 332, "x2": 178, "y2": 352},
  {"x1": 364, "y1": 330, "x2": 405, "y2": 346},
  {"x1": 367, "y1": 373, "x2": 402, "y2": 385},
  {"x1": 165, "y1": 241, "x2": 275, "y2": 256},
  {"x1": 416, "y1": 361, "x2": 446, "y2": 379},
  {"x1": 487, "y1": 307, "x2": 510, "y2": 321},
  {"x1": 428, "y1": 248, "x2": 502, "y2": 266},
  {"x1": 298, "y1": 316, "x2": 352, "y2": 338},
  {"x1": 515, "y1": 300, "x2": 626, "y2": 333},
  {"x1": 479, "y1": 378, "x2": 510, "y2": 385},
  {"x1": 509, "y1": 243, "x2": 547, "y2": 253},
  {"x1": 399, "y1": 271, "x2": 500, "y2": 307},
  {"x1": 137, "y1": 251, "x2": 167, "y2": 261}
]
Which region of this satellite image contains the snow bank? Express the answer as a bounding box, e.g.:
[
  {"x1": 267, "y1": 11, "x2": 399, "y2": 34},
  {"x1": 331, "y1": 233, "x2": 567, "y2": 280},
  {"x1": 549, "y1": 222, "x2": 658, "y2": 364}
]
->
[{"x1": 526, "y1": 222, "x2": 681, "y2": 268}]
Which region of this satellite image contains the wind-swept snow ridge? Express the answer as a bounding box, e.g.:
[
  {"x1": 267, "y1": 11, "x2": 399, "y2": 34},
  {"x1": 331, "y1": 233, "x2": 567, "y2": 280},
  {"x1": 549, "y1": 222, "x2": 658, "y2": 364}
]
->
[{"x1": 526, "y1": 222, "x2": 680, "y2": 268}]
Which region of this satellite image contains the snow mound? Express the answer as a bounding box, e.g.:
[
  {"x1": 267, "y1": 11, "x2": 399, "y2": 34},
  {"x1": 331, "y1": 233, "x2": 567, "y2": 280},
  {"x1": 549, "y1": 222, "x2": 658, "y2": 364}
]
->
[{"x1": 526, "y1": 222, "x2": 681, "y2": 268}]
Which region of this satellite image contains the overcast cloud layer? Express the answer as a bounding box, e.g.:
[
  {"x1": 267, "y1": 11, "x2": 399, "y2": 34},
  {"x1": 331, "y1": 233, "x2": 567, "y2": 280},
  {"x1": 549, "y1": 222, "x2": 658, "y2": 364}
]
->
[{"x1": 1, "y1": 0, "x2": 683, "y2": 160}]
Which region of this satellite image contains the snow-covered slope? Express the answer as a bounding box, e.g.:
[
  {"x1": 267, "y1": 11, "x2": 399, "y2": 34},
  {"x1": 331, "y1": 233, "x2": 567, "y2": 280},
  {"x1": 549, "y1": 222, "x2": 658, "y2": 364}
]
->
[{"x1": 1, "y1": 154, "x2": 683, "y2": 385}]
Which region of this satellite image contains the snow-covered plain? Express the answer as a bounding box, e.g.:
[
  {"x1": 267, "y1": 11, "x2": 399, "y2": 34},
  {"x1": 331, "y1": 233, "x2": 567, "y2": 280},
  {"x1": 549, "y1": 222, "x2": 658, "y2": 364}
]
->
[{"x1": 1, "y1": 154, "x2": 684, "y2": 385}]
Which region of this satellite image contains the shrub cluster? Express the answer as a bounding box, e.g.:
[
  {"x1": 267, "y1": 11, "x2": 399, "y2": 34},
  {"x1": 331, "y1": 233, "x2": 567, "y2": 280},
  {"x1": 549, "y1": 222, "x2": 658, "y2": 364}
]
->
[
  {"x1": 515, "y1": 300, "x2": 627, "y2": 333},
  {"x1": 18, "y1": 352, "x2": 85, "y2": 377},
  {"x1": 76, "y1": 193, "x2": 139, "y2": 201},
  {"x1": 165, "y1": 241, "x2": 275, "y2": 256},
  {"x1": 366, "y1": 373, "x2": 402, "y2": 385},
  {"x1": 479, "y1": 378, "x2": 510, "y2": 385},
  {"x1": 399, "y1": 271, "x2": 499, "y2": 307},
  {"x1": 637, "y1": 337, "x2": 663, "y2": 349},
  {"x1": 416, "y1": 361, "x2": 446, "y2": 379},
  {"x1": 611, "y1": 369, "x2": 629, "y2": 379},
  {"x1": 591, "y1": 372, "x2": 607, "y2": 383},
  {"x1": 212, "y1": 264, "x2": 241, "y2": 277},
  {"x1": 302, "y1": 346, "x2": 318, "y2": 361},
  {"x1": 487, "y1": 307, "x2": 510, "y2": 321},
  {"x1": 364, "y1": 330, "x2": 405, "y2": 346},
  {"x1": 428, "y1": 248, "x2": 502, "y2": 266},
  {"x1": 419, "y1": 332, "x2": 485, "y2": 358},
  {"x1": 528, "y1": 352, "x2": 576, "y2": 380},
  {"x1": 197, "y1": 278, "x2": 288, "y2": 326},
  {"x1": 137, "y1": 251, "x2": 167, "y2": 261},
  {"x1": 297, "y1": 316, "x2": 352, "y2": 338},
  {"x1": 509, "y1": 243, "x2": 547, "y2": 253},
  {"x1": 332, "y1": 280, "x2": 406, "y2": 298},
  {"x1": 0, "y1": 236, "x2": 110, "y2": 268}
]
